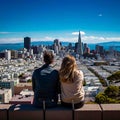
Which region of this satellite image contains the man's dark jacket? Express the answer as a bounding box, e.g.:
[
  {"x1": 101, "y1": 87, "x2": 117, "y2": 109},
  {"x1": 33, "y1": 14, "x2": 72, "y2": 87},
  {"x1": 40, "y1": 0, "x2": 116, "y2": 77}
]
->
[{"x1": 32, "y1": 64, "x2": 60, "y2": 108}]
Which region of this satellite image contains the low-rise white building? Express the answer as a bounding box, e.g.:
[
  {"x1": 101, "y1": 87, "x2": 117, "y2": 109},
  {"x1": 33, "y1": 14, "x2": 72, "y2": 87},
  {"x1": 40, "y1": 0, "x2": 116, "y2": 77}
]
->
[{"x1": 0, "y1": 88, "x2": 12, "y2": 103}]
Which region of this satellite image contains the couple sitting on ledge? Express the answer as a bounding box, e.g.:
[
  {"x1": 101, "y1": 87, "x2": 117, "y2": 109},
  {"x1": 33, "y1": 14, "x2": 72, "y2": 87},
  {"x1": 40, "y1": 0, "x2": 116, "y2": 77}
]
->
[{"x1": 32, "y1": 50, "x2": 85, "y2": 109}]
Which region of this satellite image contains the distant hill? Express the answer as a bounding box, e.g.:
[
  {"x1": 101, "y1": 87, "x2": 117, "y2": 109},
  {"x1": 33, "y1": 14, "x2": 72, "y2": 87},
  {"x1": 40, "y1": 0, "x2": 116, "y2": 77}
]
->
[
  {"x1": 96, "y1": 41, "x2": 120, "y2": 46},
  {"x1": 94, "y1": 41, "x2": 120, "y2": 51},
  {"x1": 0, "y1": 41, "x2": 120, "y2": 52}
]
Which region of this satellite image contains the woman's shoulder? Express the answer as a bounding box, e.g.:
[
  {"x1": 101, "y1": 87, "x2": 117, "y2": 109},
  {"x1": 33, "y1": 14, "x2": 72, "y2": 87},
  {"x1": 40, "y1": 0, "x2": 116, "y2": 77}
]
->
[
  {"x1": 74, "y1": 69, "x2": 84, "y2": 81},
  {"x1": 74, "y1": 69, "x2": 83, "y2": 76}
]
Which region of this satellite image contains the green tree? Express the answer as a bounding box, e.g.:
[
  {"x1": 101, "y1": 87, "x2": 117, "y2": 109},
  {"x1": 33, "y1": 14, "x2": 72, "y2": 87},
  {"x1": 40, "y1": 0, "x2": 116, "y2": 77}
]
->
[
  {"x1": 27, "y1": 79, "x2": 32, "y2": 83},
  {"x1": 95, "y1": 92, "x2": 108, "y2": 104},
  {"x1": 107, "y1": 71, "x2": 120, "y2": 83},
  {"x1": 104, "y1": 85, "x2": 119, "y2": 98},
  {"x1": 18, "y1": 73, "x2": 24, "y2": 78},
  {"x1": 107, "y1": 98, "x2": 117, "y2": 103}
]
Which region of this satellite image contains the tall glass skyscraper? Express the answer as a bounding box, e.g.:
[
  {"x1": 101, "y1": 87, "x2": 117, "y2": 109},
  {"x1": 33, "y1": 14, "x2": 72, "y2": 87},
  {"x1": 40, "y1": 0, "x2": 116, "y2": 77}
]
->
[
  {"x1": 77, "y1": 31, "x2": 83, "y2": 56},
  {"x1": 24, "y1": 37, "x2": 31, "y2": 51}
]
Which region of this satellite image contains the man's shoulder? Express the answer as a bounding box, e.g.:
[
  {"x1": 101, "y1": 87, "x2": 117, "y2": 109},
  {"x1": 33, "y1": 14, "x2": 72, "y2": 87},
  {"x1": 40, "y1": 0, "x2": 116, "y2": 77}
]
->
[
  {"x1": 52, "y1": 69, "x2": 59, "y2": 73},
  {"x1": 33, "y1": 68, "x2": 40, "y2": 74},
  {"x1": 50, "y1": 69, "x2": 59, "y2": 76}
]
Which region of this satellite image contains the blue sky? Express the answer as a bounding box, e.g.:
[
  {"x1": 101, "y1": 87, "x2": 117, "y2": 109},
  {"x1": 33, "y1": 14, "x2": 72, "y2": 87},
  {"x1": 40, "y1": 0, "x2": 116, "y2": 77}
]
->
[{"x1": 0, "y1": 0, "x2": 120, "y2": 43}]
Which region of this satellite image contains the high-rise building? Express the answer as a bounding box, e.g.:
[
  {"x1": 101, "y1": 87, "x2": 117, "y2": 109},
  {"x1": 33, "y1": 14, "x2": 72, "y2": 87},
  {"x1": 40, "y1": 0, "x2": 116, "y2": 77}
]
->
[
  {"x1": 0, "y1": 52, "x2": 5, "y2": 58},
  {"x1": 5, "y1": 50, "x2": 11, "y2": 60},
  {"x1": 31, "y1": 46, "x2": 39, "y2": 54},
  {"x1": 53, "y1": 39, "x2": 61, "y2": 55},
  {"x1": 83, "y1": 43, "x2": 87, "y2": 54},
  {"x1": 11, "y1": 50, "x2": 18, "y2": 59},
  {"x1": 76, "y1": 31, "x2": 83, "y2": 56},
  {"x1": 24, "y1": 37, "x2": 31, "y2": 51},
  {"x1": 95, "y1": 45, "x2": 104, "y2": 55},
  {"x1": 83, "y1": 43, "x2": 90, "y2": 54}
]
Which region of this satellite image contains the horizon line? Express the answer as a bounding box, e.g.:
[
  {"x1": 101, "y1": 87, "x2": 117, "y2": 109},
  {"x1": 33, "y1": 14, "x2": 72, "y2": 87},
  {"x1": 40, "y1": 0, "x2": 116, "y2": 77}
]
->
[{"x1": 0, "y1": 40, "x2": 120, "y2": 45}]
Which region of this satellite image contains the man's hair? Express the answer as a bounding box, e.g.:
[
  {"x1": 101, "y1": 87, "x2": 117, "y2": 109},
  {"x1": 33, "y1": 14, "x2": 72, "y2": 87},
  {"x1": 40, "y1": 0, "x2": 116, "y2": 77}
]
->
[{"x1": 43, "y1": 50, "x2": 54, "y2": 64}]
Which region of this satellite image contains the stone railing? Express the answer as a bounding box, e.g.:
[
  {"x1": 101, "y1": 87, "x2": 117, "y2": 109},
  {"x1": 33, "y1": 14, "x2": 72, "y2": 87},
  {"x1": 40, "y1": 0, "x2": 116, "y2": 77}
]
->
[{"x1": 0, "y1": 104, "x2": 120, "y2": 120}]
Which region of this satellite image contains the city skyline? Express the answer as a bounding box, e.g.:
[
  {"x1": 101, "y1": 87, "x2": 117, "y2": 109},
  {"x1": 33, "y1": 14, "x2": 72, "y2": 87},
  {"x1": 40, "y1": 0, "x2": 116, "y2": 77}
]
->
[{"x1": 0, "y1": 0, "x2": 120, "y2": 43}]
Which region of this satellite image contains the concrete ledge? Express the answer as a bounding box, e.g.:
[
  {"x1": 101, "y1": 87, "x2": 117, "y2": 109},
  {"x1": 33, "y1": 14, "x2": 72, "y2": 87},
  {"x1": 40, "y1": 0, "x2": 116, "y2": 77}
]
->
[
  {"x1": 0, "y1": 103, "x2": 120, "y2": 120},
  {"x1": 45, "y1": 105, "x2": 73, "y2": 120},
  {"x1": 8, "y1": 104, "x2": 43, "y2": 120},
  {"x1": 74, "y1": 104, "x2": 102, "y2": 120},
  {"x1": 0, "y1": 104, "x2": 11, "y2": 120},
  {"x1": 101, "y1": 104, "x2": 120, "y2": 120}
]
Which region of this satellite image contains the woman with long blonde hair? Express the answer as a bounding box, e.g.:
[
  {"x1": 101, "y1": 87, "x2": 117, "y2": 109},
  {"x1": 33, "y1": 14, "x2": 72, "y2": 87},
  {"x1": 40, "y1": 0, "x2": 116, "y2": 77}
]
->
[{"x1": 59, "y1": 55, "x2": 85, "y2": 109}]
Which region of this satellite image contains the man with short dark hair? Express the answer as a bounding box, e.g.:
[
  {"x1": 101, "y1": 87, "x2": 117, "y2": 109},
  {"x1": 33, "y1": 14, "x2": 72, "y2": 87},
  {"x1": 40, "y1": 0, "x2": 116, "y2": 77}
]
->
[{"x1": 32, "y1": 50, "x2": 60, "y2": 108}]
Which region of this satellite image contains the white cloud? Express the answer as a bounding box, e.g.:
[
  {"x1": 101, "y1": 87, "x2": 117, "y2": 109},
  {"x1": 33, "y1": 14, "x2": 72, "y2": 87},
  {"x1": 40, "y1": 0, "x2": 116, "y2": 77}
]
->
[
  {"x1": 30, "y1": 36, "x2": 78, "y2": 43},
  {"x1": 98, "y1": 14, "x2": 102, "y2": 17},
  {"x1": 0, "y1": 38, "x2": 23, "y2": 43},
  {"x1": 32, "y1": 36, "x2": 78, "y2": 42},
  {"x1": 0, "y1": 32, "x2": 12, "y2": 34},
  {"x1": 31, "y1": 36, "x2": 56, "y2": 41},
  {"x1": 72, "y1": 31, "x2": 85, "y2": 35},
  {"x1": 0, "y1": 35, "x2": 120, "y2": 44},
  {"x1": 82, "y1": 36, "x2": 105, "y2": 43},
  {"x1": 106, "y1": 37, "x2": 120, "y2": 41},
  {"x1": 44, "y1": 36, "x2": 55, "y2": 40},
  {"x1": 32, "y1": 36, "x2": 120, "y2": 43},
  {"x1": 57, "y1": 37, "x2": 77, "y2": 42},
  {"x1": 82, "y1": 36, "x2": 120, "y2": 43},
  {"x1": 83, "y1": 36, "x2": 105, "y2": 40},
  {"x1": 72, "y1": 32, "x2": 78, "y2": 35},
  {"x1": 31, "y1": 38, "x2": 43, "y2": 41}
]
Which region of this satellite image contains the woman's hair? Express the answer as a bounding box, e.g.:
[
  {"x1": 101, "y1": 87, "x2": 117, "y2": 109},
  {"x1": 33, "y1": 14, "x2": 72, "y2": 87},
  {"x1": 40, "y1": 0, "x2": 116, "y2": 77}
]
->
[
  {"x1": 43, "y1": 50, "x2": 54, "y2": 64},
  {"x1": 59, "y1": 55, "x2": 77, "y2": 83}
]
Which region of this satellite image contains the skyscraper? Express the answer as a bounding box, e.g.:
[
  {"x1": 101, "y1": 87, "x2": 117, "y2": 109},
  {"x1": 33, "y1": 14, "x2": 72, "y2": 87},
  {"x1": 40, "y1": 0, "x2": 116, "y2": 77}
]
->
[
  {"x1": 77, "y1": 31, "x2": 83, "y2": 56},
  {"x1": 53, "y1": 39, "x2": 61, "y2": 55},
  {"x1": 83, "y1": 43, "x2": 90, "y2": 54},
  {"x1": 24, "y1": 37, "x2": 31, "y2": 51},
  {"x1": 5, "y1": 50, "x2": 11, "y2": 60}
]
